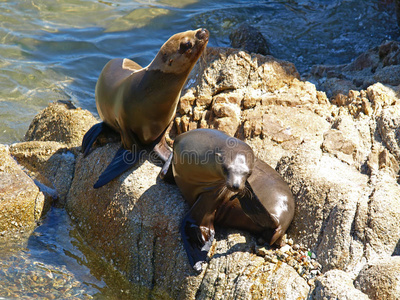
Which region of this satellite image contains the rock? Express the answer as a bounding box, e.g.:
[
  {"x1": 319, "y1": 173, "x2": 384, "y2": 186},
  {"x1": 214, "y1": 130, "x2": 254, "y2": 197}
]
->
[
  {"x1": 10, "y1": 43, "x2": 400, "y2": 298},
  {"x1": 193, "y1": 231, "x2": 309, "y2": 300},
  {"x1": 354, "y1": 256, "x2": 400, "y2": 299},
  {"x1": 277, "y1": 118, "x2": 400, "y2": 273},
  {"x1": 170, "y1": 47, "x2": 328, "y2": 142},
  {"x1": 0, "y1": 145, "x2": 48, "y2": 238},
  {"x1": 277, "y1": 145, "x2": 371, "y2": 272},
  {"x1": 311, "y1": 270, "x2": 369, "y2": 300},
  {"x1": 377, "y1": 105, "x2": 400, "y2": 161},
  {"x1": 25, "y1": 100, "x2": 98, "y2": 147},
  {"x1": 9, "y1": 101, "x2": 98, "y2": 206},
  {"x1": 311, "y1": 269, "x2": 369, "y2": 299},
  {"x1": 309, "y1": 40, "x2": 400, "y2": 100},
  {"x1": 229, "y1": 23, "x2": 270, "y2": 55},
  {"x1": 9, "y1": 141, "x2": 76, "y2": 206},
  {"x1": 66, "y1": 145, "x2": 192, "y2": 298}
]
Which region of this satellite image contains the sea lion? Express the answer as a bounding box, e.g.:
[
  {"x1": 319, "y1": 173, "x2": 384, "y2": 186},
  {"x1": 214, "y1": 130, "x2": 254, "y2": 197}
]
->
[
  {"x1": 161, "y1": 128, "x2": 295, "y2": 272},
  {"x1": 214, "y1": 158, "x2": 295, "y2": 247},
  {"x1": 166, "y1": 128, "x2": 255, "y2": 271},
  {"x1": 82, "y1": 28, "x2": 209, "y2": 188}
]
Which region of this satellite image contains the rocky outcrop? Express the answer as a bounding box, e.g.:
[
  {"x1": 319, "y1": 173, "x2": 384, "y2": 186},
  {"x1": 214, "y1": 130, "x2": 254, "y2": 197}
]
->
[
  {"x1": 308, "y1": 40, "x2": 400, "y2": 100},
  {"x1": 312, "y1": 269, "x2": 369, "y2": 299},
  {"x1": 0, "y1": 145, "x2": 47, "y2": 239},
  {"x1": 25, "y1": 100, "x2": 97, "y2": 147},
  {"x1": 5, "y1": 43, "x2": 400, "y2": 299},
  {"x1": 10, "y1": 101, "x2": 98, "y2": 206},
  {"x1": 355, "y1": 256, "x2": 400, "y2": 299}
]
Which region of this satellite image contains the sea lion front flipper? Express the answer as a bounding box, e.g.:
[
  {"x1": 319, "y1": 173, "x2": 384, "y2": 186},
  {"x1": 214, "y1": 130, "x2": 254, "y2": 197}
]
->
[
  {"x1": 93, "y1": 147, "x2": 142, "y2": 188},
  {"x1": 180, "y1": 212, "x2": 214, "y2": 273},
  {"x1": 180, "y1": 192, "x2": 218, "y2": 272},
  {"x1": 82, "y1": 122, "x2": 107, "y2": 157}
]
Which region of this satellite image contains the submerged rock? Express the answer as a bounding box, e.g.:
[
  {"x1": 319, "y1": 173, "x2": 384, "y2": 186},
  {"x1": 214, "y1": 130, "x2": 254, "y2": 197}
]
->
[{"x1": 229, "y1": 23, "x2": 270, "y2": 55}]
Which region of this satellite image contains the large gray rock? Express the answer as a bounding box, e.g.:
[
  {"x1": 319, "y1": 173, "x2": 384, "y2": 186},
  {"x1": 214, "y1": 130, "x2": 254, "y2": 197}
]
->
[
  {"x1": 9, "y1": 44, "x2": 400, "y2": 298},
  {"x1": 0, "y1": 145, "x2": 47, "y2": 239},
  {"x1": 10, "y1": 101, "x2": 97, "y2": 206},
  {"x1": 355, "y1": 256, "x2": 400, "y2": 299},
  {"x1": 312, "y1": 269, "x2": 369, "y2": 299},
  {"x1": 66, "y1": 144, "x2": 310, "y2": 299}
]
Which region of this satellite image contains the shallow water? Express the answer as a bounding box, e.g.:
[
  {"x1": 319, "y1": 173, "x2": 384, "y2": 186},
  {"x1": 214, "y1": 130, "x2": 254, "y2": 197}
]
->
[
  {"x1": 0, "y1": 208, "x2": 136, "y2": 299},
  {"x1": 0, "y1": 0, "x2": 399, "y2": 298},
  {"x1": 0, "y1": 0, "x2": 398, "y2": 144}
]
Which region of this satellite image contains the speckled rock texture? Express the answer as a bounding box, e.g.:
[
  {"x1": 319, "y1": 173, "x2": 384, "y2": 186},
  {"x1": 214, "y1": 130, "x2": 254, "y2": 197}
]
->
[
  {"x1": 312, "y1": 269, "x2": 370, "y2": 299},
  {"x1": 24, "y1": 100, "x2": 97, "y2": 147},
  {"x1": 355, "y1": 256, "x2": 400, "y2": 299},
  {"x1": 10, "y1": 101, "x2": 97, "y2": 206},
  {"x1": 5, "y1": 43, "x2": 400, "y2": 299},
  {"x1": 0, "y1": 145, "x2": 47, "y2": 239}
]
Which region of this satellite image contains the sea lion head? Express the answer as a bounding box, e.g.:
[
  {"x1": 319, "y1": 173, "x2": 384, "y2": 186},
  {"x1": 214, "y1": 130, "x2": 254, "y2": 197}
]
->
[
  {"x1": 149, "y1": 28, "x2": 209, "y2": 74},
  {"x1": 217, "y1": 146, "x2": 255, "y2": 193}
]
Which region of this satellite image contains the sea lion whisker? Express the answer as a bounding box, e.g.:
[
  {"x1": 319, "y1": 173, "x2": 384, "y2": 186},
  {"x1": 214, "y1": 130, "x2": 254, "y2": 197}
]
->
[{"x1": 243, "y1": 185, "x2": 252, "y2": 199}]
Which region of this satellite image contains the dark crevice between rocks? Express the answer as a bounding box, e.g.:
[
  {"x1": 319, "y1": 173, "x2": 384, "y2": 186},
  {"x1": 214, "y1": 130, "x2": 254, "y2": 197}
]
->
[
  {"x1": 136, "y1": 220, "x2": 143, "y2": 292},
  {"x1": 364, "y1": 187, "x2": 377, "y2": 256},
  {"x1": 61, "y1": 150, "x2": 77, "y2": 207},
  {"x1": 315, "y1": 192, "x2": 333, "y2": 261},
  {"x1": 393, "y1": 239, "x2": 400, "y2": 256},
  {"x1": 349, "y1": 200, "x2": 366, "y2": 267},
  {"x1": 150, "y1": 235, "x2": 157, "y2": 291}
]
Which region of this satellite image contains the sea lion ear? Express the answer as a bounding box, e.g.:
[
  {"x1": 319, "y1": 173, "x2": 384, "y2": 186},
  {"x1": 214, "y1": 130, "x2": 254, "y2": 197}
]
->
[{"x1": 215, "y1": 151, "x2": 226, "y2": 165}]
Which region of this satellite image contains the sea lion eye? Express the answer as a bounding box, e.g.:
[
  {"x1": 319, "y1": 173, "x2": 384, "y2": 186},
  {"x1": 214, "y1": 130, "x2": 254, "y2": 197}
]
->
[
  {"x1": 179, "y1": 41, "x2": 193, "y2": 53},
  {"x1": 222, "y1": 165, "x2": 228, "y2": 175}
]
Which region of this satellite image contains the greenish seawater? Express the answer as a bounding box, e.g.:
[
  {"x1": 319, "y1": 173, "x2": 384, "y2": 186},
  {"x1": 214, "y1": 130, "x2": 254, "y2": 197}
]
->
[
  {"x1": 0, "y1": 0, "x2": 398, "y2": 298},
  {"x1": 0, "y1": 0, "x2": 398, "y2": 144}
]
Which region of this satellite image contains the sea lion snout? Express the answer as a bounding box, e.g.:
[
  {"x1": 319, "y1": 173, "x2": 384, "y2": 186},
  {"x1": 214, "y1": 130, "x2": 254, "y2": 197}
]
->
[
  {"x1": 226, "y1": 172, "x2": 248, "y2": 192},
  {"x1": 225, "y1": 153, "x2": 252, "y2": 192},
  {"x1": 195, "y1": 28, "x2": 209, "y2": 41}
]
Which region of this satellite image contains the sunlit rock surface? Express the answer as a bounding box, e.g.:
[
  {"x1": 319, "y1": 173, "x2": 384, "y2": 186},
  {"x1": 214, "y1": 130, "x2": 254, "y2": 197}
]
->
[{"x1": 5, "y1": 43, "x2": 400, "y2": 299}]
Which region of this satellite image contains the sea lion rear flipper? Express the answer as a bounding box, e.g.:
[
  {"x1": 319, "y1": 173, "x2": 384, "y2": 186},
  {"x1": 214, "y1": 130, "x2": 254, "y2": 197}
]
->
[
  {"x1": 159, "y1": 152, "x2": 175, "y2": 183},
  {"x1": 93, "y1": 147, "x2": 142, "y2": 188},
  {"x1": 152, "y1": 134, "x2": 172, "y2": 162},
  {"x1": 82, "y1": 122, "x2": 108, "y2": 157}
]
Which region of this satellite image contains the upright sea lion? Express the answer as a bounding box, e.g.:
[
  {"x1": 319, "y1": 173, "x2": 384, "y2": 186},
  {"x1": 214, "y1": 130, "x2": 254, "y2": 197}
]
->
[
  {"x1": 82, "y1": 28, "x2": 209, "y2": 188},
  {"x1": 162, "y1": 128, "x2": 295, "y2": 272}
]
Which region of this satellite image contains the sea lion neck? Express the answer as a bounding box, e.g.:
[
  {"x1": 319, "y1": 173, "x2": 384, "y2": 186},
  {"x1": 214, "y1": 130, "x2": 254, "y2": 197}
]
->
[{"x1": 135, "y1": 69, "x2": 187, "y2": 102}]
